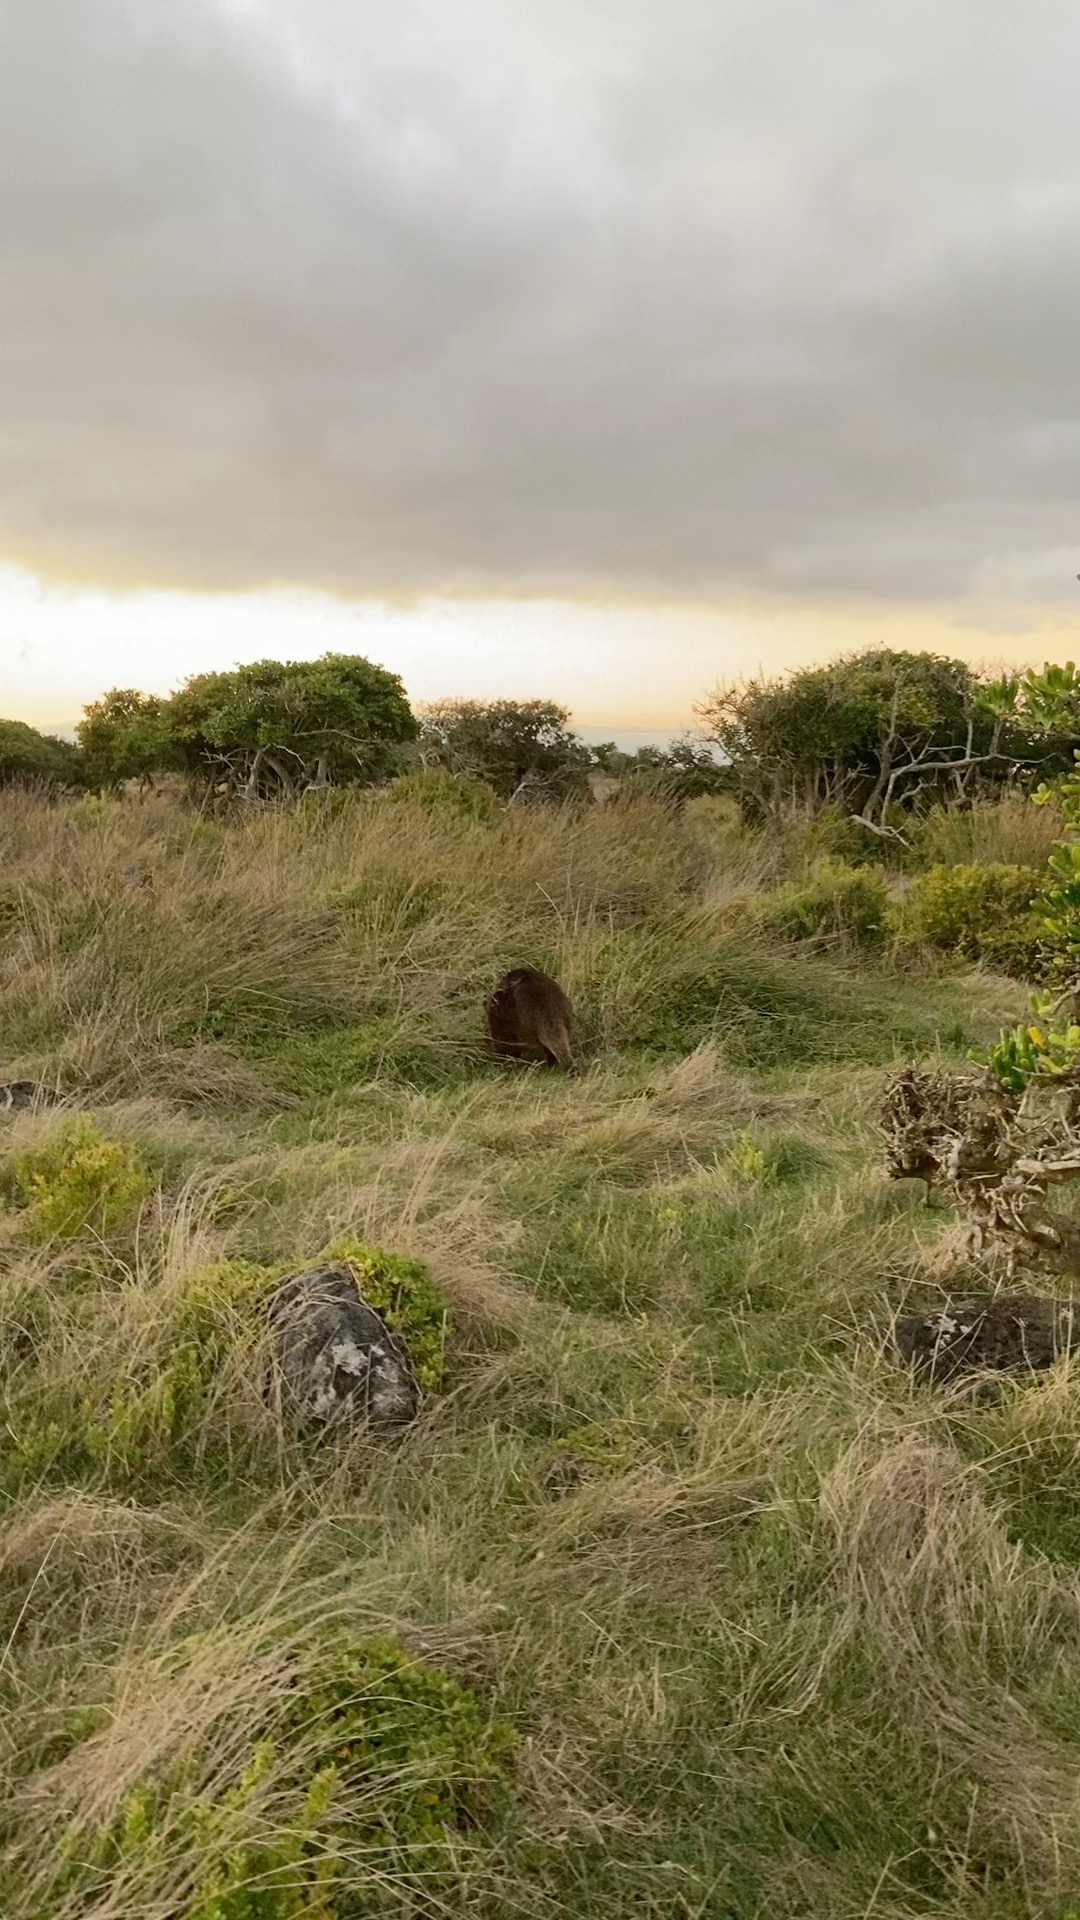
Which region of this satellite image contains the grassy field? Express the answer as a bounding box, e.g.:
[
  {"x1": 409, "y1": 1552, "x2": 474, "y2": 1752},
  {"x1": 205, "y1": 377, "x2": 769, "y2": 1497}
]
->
[{"x1": 4, "y1": 783, "x2": 1080, "y2": 1918}]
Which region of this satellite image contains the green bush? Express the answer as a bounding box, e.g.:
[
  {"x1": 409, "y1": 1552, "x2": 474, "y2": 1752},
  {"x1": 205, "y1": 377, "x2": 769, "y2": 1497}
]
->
[
  {"x1": 12, "y1": 1118, "x2": 153, "y2": 1243},
  {"x1": 892, "y1": 861, "x2": 1049, "y2": 979},
  {"x1": 384, "y1": 767, "x2": 501, "y2": 822},
  {"x1": 765, "y1": 860, "x2": 889, "y2": 949},
  {"x1": 48, "y1": 1634, "x2": 516, "y2": 1919},
  {"x1": 322, "y1": 1238, "x2": 450, "y2": 1393}
]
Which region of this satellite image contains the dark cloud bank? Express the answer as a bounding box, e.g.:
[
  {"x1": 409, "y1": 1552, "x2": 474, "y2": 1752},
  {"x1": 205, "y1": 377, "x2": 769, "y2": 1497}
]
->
[{"x1": 1, "y1": 0, "x2": 1078, "y2": 604}]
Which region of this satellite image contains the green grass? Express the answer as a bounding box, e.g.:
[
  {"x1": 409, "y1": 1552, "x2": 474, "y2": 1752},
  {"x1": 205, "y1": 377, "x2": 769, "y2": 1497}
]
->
[{"x1": 5, "y1": 784, "x2": 1080, "y2": 1918}]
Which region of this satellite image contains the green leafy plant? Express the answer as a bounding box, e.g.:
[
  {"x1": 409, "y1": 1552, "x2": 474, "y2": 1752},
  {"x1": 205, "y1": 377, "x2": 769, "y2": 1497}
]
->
[
  {"x1": 892, "y1": 860, "x2": 1049, "y2": 979},
  {"x1": 322, "y1": 1239, "x2": 450, "y2": 1393},
  {"x1": 984, "y1": 998, "x2": 1080, "y2": 1096},
  {"x1": 984, "y1": 753, "x2": 1080, "y2": 1090},
  {"x1": 48, "y1": 1635, "x2": 516, "y2": 1919},
  {"x1": 12, "y1": 1118, "x2": 153, "y2": 1243},
  {"x1": 725, "y1": 1130, "x2": 772, "y2": 1182}
]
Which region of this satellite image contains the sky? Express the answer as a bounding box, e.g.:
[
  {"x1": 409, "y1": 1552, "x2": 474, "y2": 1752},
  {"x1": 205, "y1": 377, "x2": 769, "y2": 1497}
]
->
[{"x1": 2, "y1": 0, "x2": 1079, "y2": 740}]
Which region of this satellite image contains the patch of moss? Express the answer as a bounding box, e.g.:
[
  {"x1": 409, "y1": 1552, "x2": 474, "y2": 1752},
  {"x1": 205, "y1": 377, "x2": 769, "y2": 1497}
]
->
[
  {"x1": 321, "y1": 1238, "x2": 450, "y2": 1393},
  {"x1": 12, "y1": 1117, "x2": 153, "y2": 1243}
]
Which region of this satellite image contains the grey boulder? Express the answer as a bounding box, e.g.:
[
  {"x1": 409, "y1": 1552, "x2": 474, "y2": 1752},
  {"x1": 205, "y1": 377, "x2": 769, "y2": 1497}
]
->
[
  {"x1": 268, "y1": 1262, "x2": 421, "y2": 1429},
  {"x1": 892, "y1": 1293, "x2": 1080, "y2": 1384}
]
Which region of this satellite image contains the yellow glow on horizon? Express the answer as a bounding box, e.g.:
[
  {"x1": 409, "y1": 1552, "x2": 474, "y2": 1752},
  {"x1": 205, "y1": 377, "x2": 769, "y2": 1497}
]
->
[{"x1": 1, "y1": 563, "x2": 1079, "y2": 739}]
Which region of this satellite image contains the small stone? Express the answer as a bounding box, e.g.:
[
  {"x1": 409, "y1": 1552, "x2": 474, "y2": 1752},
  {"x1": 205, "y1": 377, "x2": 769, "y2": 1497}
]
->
[
  {"x1": 268, "y1": 1262, "x2": 422, "y2": 1429},
  {"x1": 892, "y1": 1293, "x2": 1080, "y2": 1383}
]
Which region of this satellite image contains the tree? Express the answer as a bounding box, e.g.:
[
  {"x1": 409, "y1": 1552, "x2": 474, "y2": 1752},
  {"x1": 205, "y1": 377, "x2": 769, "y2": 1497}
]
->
[
  {"x1": 0, "y1": 718, "x2": 82, "y2": 789},
  {"x1": 417, "y1": 700, "x2": 592, "y2": 803},
  {"x1": 77, "y1": 655, "x2": 417, "y2": 801},
  {"x1": 77, "y1": 689, "x2": 174, "y2": 789},
  {"x1": 696, "y1": 648, "x2": 1070, "y2": 833}
]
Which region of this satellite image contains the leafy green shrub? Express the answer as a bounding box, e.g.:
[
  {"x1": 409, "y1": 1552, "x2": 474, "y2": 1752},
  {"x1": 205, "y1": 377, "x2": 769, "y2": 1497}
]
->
[
  {"x1": 765, "y1": 860, "x2": 889, "y2": 949},
  {"x1": 12, "y1": 1118, "x2": 153, "y2": 1243},
  {"x1": 984, "y1": 762, "x2": 1080, "y2": 1091},
  {"x1": 892, "y1": 861, "x2": 1049, "y2": 979},
  {"x1": 322, "y1": 1238, "x2": 449, "y2": 1392},
  {"x1": 725, "y1": 1131, "x2": 771, "y2": 1181},
  {"x1": 48, "y1": 1634, "x2": 516, "y2": 1918},
  {"x1": 384, "y1": 767, "x2": 500, "y2": 822}
]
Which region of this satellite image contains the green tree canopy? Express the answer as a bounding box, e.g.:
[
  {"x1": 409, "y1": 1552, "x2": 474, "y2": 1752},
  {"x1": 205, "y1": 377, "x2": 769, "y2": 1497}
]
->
[
  {"x1": 417, "y1": 699, "x2": 593, "y2": 802},
  {"x1": 696, "y1": 648, "x2": 1072, "y2": 827},
  {"x1": 0, "y1": 718, "x2": 81, "y2": 788},
  {"x1": 78, "y1": 655, "x2": 417, "y2": 798},
  {"x1": 77, "y1": 690, "x2": 174, "y2": 788}
]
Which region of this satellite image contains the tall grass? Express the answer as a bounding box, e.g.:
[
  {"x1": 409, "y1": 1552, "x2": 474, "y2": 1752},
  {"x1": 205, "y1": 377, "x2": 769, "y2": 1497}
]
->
[{"x1": 7, "y1": 785, "x2": 1079, "y2": 1919}]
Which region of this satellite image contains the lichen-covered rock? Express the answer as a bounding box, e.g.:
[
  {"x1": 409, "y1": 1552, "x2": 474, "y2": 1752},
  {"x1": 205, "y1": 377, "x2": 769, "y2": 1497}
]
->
[
  {"x1": 892, "y1": 1293, "x2": 1080, "y2": 1383},
  {"x1": 0, "y1": 1081, "x2": 60, "y2": 1112},
  {"x1": 268, "y1": 1262, "x2": 422, "y2": 1428}
]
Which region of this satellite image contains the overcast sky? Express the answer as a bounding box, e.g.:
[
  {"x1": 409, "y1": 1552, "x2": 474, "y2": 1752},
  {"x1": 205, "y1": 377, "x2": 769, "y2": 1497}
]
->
[{"x1": 2, "y1": 0, "x2": 1079, "y2": 731}]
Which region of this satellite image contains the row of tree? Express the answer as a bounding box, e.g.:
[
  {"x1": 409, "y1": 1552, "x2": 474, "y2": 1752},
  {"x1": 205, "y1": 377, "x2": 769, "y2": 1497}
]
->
[
  {"x1": 5, "y1": 647, "x2": 1080, "y2": 819},
  {"x1": 6, "y1": 653, "x2": 723, "y2": 806}
]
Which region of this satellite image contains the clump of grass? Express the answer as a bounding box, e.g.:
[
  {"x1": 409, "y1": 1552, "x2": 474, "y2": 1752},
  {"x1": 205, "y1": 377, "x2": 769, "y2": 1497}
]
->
[
  {"x1": 10, "y1": 1116, "x2": 152, "y2": 1243},
  {"x1": 909, "y1": 791, "x2": 1066, "y2": 871},
  {"x1": 764, "y1": 858, "x2": 890, "y2": 950},
  {"x1": 5, "y1": 1257, "x2": 278, "y2": 1488}
]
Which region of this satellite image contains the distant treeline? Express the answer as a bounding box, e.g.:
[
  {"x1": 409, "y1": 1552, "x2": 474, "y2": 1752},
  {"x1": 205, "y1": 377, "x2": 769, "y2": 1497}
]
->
[{"x1": 7, "y1": 647, "x2": 1080, "y2": 822}]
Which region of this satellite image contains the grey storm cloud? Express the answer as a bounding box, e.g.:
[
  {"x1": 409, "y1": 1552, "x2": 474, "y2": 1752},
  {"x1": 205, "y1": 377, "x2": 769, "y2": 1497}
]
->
[{"x1": 1, "y1": 0, "x2": 1078, "y2": 602}]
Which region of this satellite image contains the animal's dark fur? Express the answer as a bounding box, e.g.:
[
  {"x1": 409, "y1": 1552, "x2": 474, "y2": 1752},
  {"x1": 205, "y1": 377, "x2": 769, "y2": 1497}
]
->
[{"x1": 486, "y1": 967, "x2": 577, "y2": 1071}]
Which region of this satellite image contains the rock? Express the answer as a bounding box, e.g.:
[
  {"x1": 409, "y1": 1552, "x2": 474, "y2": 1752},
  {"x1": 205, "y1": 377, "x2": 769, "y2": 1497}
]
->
[
  {"x1": 892, "y1": 1293, "x2": 1080, "y2": 1383},
  {"x1": 268, "y1": 1262, "x2": 422, "y2": 1429},
  {"x1": 0, "y1": 1081, "x2": 60, "y2": 1111}
]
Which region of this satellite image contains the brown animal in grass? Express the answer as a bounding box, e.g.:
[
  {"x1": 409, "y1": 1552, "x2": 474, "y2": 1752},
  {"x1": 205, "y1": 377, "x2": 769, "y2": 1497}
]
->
[{"x1": 486, "y1": 967, "x2": 577, "y2": 1071}]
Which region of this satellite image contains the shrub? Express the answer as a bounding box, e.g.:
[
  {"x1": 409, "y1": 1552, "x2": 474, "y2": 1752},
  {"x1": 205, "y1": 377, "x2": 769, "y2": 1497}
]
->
[
  {"x1": 765, "y1": 860, "x2": 889, "y2": 949},
  {"x1": 384, "y1": 767, "x2": 501, "y2": 822},
  {"x1": 322, "y1": 1239, "x2": 449, "y2": 1393},
  {"x1": 892, "y1": 862, "x2": 1049, "y2": 979},
  {"x1": 48, "y1": 1634, "x2": 516, "y2": 1918},
  {"x1": 12, "y1": 1118, "x2": 153, "y2": 1243}
]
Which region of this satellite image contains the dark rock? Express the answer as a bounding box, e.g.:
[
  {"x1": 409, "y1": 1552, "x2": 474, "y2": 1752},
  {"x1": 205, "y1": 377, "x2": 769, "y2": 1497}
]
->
[
  {"x1": 268, "y1": 1263, "x2": 422, "y2": 1429},
  {"x1": 0, "y1": 1081, "x2": 60, "y2": 1112},
  {"x1": 892, "y1": 1293, "x2": 1080, "y2": 1383}
]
